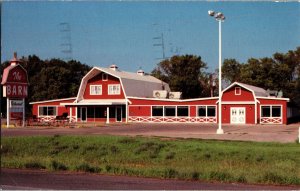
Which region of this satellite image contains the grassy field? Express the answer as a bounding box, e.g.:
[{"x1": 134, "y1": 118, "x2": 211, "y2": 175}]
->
[{"x1": 1, "y1": 135, "x2": 300, "y2": 185}]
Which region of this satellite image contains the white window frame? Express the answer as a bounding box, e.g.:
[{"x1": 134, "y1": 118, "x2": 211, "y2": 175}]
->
[
  {"x1": 38, "y1": 106, "x2": 58, "y2": 117},
  {"x1": 235, "y1": 87, "x2": 241, "y2": 95},
  {"x1": 150, "y1": 105, "x2": 190, "y2": 118},
  {"x1": 260, "y1": 105, "x2": 282, "y2": 118},
  {"x1": 90, "y1": 85, "x2": 102, "y2": 95},
  {"x1": 197, "y1": 105, "x2": 217, "y2": 117},
  {"x1": 102, "y1": 73, "x2": 108, "y2": 81},
  {"x1": 108, "y1": 84, "x2": 120, "y2": 95}
]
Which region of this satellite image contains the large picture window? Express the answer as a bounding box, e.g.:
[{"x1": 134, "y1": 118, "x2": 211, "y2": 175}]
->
[
  {"x1": 261, "y1": 106, "x2": 281, "y2": 117},
  {"x1": 177, "y1": 106, "x2": 189, "y2": 117},
  {"x1": 90, "y1": 85, "x2": 102, "y2": 95},
  {"x1": 38, "y1": 106, "x2": 57, "y2": 116},
  {"x1": 165, "y1": 106, "x2": 176, "y2": 117},
  {"x1": 197, "y1": 106, "x2": 216, "y2": 117},
  {"x1": 108, "y1": 84, "x2": 120, "y2": 95},
  {"x1": 152, "y1": 106, "x2": 163, "y2": 116}
]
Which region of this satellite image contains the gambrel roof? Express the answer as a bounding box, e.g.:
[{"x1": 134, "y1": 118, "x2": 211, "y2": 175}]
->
[{"x1": 76, "y1": 66, "x2": 170, "y2": 102}]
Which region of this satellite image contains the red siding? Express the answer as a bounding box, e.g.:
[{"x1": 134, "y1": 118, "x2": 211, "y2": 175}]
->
[
  {"x1": 129, "y1": 106, "x2": 151, "y2": 116},
  {"x1": 257, "y1": 98, "x2": 288, "y2": 124},
  {"x1": 222, "y1": 86, "x2": 254, "y2": 102},
  {"x1": 32, "y1": 99, "x2": 75, "y2": 117},
  {"x1": 84, "y1": 73, "x2": 125, "y2": 99},
  {"x1": 129, "y1": 98, "x2": 217, "y2": 106},
  {"x1": 222, "y1": 104, "x2": 255, "y2": 124}
]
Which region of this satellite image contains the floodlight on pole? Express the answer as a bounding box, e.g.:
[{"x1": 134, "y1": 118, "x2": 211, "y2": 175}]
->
[{"x1": 208, "y1": 10, "x2": 225, "y2": 134}]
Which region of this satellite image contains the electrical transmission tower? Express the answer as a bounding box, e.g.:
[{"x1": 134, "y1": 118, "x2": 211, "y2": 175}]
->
[
  {"x1": 59, "y1": 22, "x2": 73, "y2": 61},
  {"x1": 153, "y1": 33, "x2": 166, "y2": 60}
]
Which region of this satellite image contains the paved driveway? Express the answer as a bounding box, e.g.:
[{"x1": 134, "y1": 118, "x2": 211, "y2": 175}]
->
[{"x1": 2, "y1": 123, "x2": 299, "y2": 143}]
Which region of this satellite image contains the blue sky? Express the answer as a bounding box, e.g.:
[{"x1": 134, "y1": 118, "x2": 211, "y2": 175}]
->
[{"x1": 2, "y1": 1, "x2": 300, "y2": 73}]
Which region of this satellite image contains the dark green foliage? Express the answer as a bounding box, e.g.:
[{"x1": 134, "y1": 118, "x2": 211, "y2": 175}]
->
[
  {"x1": 222, "y1": 47, "x2": 300, "y2": 108},
  {"x1": 151, "y1": 55, "x2": 207, "y2": 99}
]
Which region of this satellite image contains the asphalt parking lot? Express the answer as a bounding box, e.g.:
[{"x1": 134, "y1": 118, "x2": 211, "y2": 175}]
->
[{"x1": 2, "y1": 123, "x2": 300, "y2": 143}]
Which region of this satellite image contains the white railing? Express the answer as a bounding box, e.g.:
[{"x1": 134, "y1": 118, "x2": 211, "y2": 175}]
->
[
  {"x1": 128, "y1": 116, "x2": 217, "y2": 123},
  {"x1": 260, "y1": 117, "x2": 282, "y2": 124}
]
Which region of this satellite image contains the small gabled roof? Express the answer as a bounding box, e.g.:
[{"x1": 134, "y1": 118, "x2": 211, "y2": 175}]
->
[{"x1": 223, "y1": 82, "x2": 269, "y2": 97}]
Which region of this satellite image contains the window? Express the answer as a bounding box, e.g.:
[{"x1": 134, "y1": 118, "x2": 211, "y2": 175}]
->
[
  {"x1": 207, "y1": 106, "x2": 216, "y2": 117},
  {"x1": 108, "y1": 84, "x2": 120, "y2": 95},
  {"x1": 261, "y1": 106, "x2": 281, "y2": 117},
  {"x1": 38, "y1": 106, "x2": 57, "y2": 116},
  {"x1": 95, "y1": 107, "x2": 106, "y2": 118},
  {"x1": 165, "y1": 106, "x2": 176, "y2": 117},
  {"x1": 197, "y1": 106, "x2": 216, "y2": 117},
  {"x1": 272, "y1": 106, "x2": 281, "y2": 117},
  {"x1": 90, "y1": 85, "x2": 102, "y2": 95},
  {"x1": 235, "y1": 87, "x2": 241, "y2": 95},
  {"x1": 198, "y1": 106, "x2": 206, "y2": 117},
  {"x1": 177, "y1": 106, "x2": 189, "y2": 117},
  {"x1": 102, "y1": 73, "x2": 108, "y2": 81},
  {"x1": 152, "y1": 106, "x2": 163, "y2": 116},
  {"x1": 262, "y1": 106, "x2": 271, "y2": 117}
]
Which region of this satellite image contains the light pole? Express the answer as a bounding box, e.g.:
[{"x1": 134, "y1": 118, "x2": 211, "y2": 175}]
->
[{"x1": 208, "y1": 10, "x2": 225, "y2": 134}]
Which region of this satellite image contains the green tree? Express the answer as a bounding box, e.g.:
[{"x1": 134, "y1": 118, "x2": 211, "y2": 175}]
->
[
  {"x1": 222, "y1": 58, "x2": 242, "y2": 83},
  {"x1": 152, "y1": 55, "x2": 207, "y2": 99}
]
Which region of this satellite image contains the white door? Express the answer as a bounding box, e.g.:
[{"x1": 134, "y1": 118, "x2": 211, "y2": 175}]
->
[{"x1": 231, "y1": 107, "x2": 246, "y2": 124}]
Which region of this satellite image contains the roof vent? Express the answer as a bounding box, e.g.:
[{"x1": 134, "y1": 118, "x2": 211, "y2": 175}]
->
[
  {"x1": 109, "y1": 64, "x2": 119, "y2": 71},
  {"x1": 137, "y1": 69, "x2": 145, "y2": 76}
]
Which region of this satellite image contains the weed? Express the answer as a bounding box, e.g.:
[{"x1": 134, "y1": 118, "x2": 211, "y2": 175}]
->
[
  {"x1": 204, "y1": 153, "x2": 211, "y2": 159},
  {"x1": 191, "y1": 172, "x2": 200, "y2": 180},
  {"x1": 118, "y1": 138, "x2": 137, "y2": 144},
  {"x1": 25, "y1": 162, "x2": 46, "y2": 169},
  {"x1": 110, "y1": 146, "x2": 119, "y2": 154},
  {"x1": 209, "y1": 171, "x2": 233, "y2": 182},
  {"x1": 76, "y1": 163, "x2": 101, "y2": 173},
  {"x1": 237, "y1": 175, "x2": 247, "y2": 183},
  {"x1": 165, "y1": 152, "x2": 176, "y2": 160},
  {"x1": 164, "y1": 168, "x2": 178, "y2": 178},
  {"x1": 256, "y1": 156, "x2": 264, "y2": 162},
  {"x1": 51, "y1": 160, "x2": 68, "y2": 171}
]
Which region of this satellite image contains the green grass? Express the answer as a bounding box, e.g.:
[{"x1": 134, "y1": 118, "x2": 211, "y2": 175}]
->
[{"x1": 1, "y1": 135, "x2": 300, "y2": 185}]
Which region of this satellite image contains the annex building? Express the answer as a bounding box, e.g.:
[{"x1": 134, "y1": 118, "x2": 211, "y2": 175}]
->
[{"x1": 30, "y1": 65, "x2": 293, "y2": 125}]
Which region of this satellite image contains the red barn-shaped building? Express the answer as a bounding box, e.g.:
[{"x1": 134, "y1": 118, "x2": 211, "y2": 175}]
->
[{"x1": 30, "y1": 65, "x2": 291, "y2": 125}]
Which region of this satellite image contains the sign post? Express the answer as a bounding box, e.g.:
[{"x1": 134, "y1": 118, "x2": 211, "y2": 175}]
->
[{"x1": 1, "y1": 53, "x2": 28, "y2": 127}]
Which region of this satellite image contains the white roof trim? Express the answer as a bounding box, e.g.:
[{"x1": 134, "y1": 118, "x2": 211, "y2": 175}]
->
[
  {"x1": 30, "y1": 97, "x2": 76, "y2": 105},
  {"x1": 127, "y1": 96, "x2": 218, "y2": 102},
  {"x1": 256, "y1": 96, "x2": 290, "y2": 101},
  {"x1": 222, "y1": 82, "x2": 256, "y2": 95},
  {"x1": 221, "y1": 101, "x2": 256, "y2": 105},
  {"x1": 61, "y1": 99, "x2": 130, "y2": 106}
]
